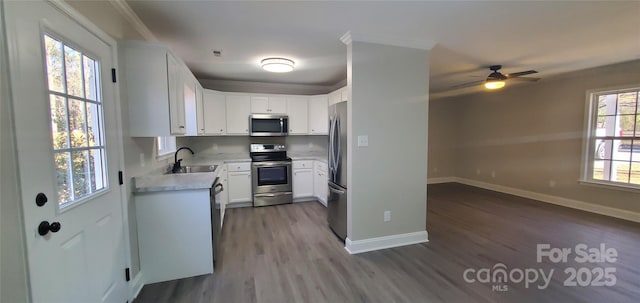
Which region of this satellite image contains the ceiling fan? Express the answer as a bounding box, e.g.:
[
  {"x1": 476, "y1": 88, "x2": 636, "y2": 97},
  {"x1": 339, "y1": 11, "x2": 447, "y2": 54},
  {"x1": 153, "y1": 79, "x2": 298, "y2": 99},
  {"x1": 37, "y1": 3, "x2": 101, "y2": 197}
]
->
[{"x1": 452, "y1": 65, "x2": 540, "y2": 90}]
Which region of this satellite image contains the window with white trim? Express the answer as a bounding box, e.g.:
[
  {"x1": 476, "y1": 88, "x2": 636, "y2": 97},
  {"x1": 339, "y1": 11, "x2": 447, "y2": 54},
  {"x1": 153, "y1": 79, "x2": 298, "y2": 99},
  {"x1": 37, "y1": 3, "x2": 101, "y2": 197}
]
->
[
  {"x1": 583, "y1": 86, "x2": 640, "y2": 187},
  {"x1": 157, "y1": 136, "x2": 176, "y2": 158},
  {"x1": 44, "y1": 34, "x2": 107, "y2": 208}
]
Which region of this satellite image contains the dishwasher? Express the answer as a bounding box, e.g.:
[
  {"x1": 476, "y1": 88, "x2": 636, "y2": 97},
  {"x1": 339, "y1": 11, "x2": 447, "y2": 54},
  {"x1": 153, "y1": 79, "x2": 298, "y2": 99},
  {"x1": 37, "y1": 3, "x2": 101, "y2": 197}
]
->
[{"x1": 210, "y1": 177, "x2": 224, "y2": 265}]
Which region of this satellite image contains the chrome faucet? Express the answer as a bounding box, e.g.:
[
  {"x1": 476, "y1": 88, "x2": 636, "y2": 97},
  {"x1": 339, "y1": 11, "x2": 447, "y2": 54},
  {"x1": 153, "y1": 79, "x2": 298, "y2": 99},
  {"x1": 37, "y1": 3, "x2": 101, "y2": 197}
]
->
[{"x1": 172, "y1": 147, "x2": 195, "y2": 173}]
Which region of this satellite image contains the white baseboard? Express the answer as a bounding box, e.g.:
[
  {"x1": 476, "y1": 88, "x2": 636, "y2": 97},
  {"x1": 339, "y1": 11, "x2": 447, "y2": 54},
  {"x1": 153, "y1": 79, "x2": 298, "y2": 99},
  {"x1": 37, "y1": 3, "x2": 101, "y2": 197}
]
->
[
  {"x1": 345, "y1": 231, "x2": 429, "y2": 254},
  {"x1": 455, "y1": 177, "x2": 640, "y2": 223},
  {"x1": 427, "y1": 177, "x2": 457, "y2": 184},
  {"x1": 131, "y1": 270, "x2": 144, "y2": 300}
]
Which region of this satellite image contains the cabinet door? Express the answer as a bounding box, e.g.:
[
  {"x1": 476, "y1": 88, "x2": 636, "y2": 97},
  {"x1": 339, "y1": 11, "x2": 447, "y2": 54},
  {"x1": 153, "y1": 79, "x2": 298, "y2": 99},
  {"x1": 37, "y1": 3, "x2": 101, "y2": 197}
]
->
[
  {"x1": 202, "y1": 90, "x2": 227, "y2": 135},
  {"x1": 167, "y1": 53, "x2": 185, "y2": 134},
  {"x1": 250, "y1": 96, "x2": 269, "y2": 113},
  {"x1": 293, "y1": 169, "x2": 314, "y2": 199},
  {"x1": 196, "y1": 84, "x2": 204, "y2": 135},
  {"x1": 226, "y1": 95, "x2": 251, "y2": 135},
  {"x1": 183, "y1": 79, "x2": 198, "y2": 136},
  {"x1": 308, "y1": 95, "x2": 328, "y2": 135},
  {"x1": 314, "y1": 169, "x2": 327, "y2": 204},
  {"x1": 286, "y1": 97, "x2": 308, "y2": 135},
  {"x1": 227, "y1": 171, "x2": 252, "y2": 203},
  {"x1": 268, "y1": 96, "x2": 287, "y2": 114}
]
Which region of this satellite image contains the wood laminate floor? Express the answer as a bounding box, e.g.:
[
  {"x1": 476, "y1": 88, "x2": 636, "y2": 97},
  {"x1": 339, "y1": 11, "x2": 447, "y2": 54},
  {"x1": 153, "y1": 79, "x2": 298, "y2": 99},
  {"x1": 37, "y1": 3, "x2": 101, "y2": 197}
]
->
[{"x1": 134, "y1": 183, "x2": 640, "y2": 303}]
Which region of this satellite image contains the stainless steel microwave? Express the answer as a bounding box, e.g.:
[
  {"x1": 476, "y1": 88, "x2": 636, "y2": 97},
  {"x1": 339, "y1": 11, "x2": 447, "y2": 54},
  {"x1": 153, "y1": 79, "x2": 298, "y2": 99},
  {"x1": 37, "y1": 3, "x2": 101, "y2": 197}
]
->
[{"x1": 249, "y1": 114, "x2": 289, "y2": 137}]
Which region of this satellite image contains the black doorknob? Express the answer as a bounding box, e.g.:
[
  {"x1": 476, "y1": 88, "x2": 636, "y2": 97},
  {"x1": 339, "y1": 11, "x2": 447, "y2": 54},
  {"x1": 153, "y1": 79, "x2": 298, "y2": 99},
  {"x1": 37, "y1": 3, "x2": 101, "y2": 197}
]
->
[
  {"x1": 38, "y1": 221, "x2": 61, "y2": 236},
  {"x1": 36, "y1": 193, "x2": 48, "y2": 207}
]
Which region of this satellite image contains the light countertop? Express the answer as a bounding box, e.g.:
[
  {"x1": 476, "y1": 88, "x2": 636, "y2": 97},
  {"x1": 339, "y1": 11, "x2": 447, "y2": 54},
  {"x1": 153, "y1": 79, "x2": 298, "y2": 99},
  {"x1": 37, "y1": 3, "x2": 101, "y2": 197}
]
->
[
  {"x1": 288, "y1": 151, "x2": 327, "y2": 162},
  {"x1": 132, "y1": 152, "x2": 326, "y2": 193}
]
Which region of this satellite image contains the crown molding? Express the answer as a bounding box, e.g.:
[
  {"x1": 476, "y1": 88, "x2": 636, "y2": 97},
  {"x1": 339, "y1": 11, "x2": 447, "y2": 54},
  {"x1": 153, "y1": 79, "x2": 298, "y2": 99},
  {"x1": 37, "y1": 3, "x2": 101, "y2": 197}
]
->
[
  {"x1": 340, "y1": 31, "x2": 435, "y2": 51},
  {"x1": 108, "y1": 0, "x2": 157, "y2": 42}
]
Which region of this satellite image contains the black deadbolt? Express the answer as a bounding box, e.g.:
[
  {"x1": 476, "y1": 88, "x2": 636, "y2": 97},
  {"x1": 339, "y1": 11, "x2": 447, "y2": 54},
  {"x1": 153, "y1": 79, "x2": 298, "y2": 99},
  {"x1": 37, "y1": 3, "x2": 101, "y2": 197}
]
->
[
  {"x1": 35, "y1": 193, "x2": 48, "y2": 207},
  {"x1": 38, "y1": 221, "x2": 61, "y2": 236}
]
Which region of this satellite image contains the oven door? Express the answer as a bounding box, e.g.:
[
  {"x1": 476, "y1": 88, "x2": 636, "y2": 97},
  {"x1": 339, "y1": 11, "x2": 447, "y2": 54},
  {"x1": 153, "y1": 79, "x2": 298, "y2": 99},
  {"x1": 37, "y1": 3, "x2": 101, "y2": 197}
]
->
[{"x1": 252, "y1": 161, "x2": 292, "y2": 194}]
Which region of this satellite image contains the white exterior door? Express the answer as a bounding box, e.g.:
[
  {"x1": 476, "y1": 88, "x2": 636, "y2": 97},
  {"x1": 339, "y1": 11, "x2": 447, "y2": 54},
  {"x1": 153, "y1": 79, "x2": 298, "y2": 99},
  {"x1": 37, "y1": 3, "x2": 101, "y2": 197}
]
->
[{"x1": 5, "y1": 1, "x2": 128, "y2": 302}]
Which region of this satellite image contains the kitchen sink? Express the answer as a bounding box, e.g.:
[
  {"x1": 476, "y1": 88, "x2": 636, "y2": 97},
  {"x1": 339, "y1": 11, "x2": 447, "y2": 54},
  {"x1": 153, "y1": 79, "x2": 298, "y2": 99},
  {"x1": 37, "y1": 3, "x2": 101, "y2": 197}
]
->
[{"x1": 166, "y1": 165, "x2": 218, "y2": 174}]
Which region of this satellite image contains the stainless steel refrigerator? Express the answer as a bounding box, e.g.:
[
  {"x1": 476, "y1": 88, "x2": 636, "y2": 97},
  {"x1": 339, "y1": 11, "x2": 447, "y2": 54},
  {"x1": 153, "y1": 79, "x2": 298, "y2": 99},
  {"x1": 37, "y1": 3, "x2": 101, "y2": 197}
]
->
[{"x1": 328, "y1": 102, "x2": 347, "y2": 241}]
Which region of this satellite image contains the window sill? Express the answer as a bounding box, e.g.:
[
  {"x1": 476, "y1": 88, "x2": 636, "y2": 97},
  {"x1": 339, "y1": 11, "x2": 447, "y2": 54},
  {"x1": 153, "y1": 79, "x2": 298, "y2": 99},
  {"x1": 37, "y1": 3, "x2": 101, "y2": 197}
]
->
[{"x1": 578, "y1": 179, "x2": 640, "y2": 194}]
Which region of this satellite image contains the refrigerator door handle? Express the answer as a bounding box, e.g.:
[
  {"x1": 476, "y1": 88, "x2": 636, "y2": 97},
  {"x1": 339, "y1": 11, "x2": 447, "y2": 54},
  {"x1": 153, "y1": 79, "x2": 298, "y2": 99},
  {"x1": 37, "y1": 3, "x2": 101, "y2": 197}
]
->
[
  {"x1": 335, "y1": 117, "x2": 341, "y2": 169},
  {"x1": 328, "y1": 117, "x2": 333, "y2": 169}
]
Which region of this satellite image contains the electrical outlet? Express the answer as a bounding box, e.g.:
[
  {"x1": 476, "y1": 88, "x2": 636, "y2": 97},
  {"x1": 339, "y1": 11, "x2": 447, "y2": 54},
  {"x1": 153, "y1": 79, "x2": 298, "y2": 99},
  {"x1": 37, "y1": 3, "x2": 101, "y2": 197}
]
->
[
  {"x1": 139, "y1": 153, "x2": 145, "y2": 167},
  {"x1": 357, "y1": 135, "x2": 369, "y2": 147},
  {"x1": 213, "y1": 144, "x2": 219, "y2": 151},
  {"x1": 384, "y1": 210, "x2": 391, "y2": 222},
  {"x1": 491, "y1": 170, "x2": 496, "y2": 178}
]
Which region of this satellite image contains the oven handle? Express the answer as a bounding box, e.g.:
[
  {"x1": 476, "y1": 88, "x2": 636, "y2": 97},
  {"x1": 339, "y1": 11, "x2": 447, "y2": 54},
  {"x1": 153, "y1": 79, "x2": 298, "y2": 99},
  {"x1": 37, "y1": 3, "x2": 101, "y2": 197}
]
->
[
  {"x1": 254, "y1": 192, "x2": 292, "y2": 197},
  {"x1": 252, "y1": 163, "x2": 292, "y2": 167}
]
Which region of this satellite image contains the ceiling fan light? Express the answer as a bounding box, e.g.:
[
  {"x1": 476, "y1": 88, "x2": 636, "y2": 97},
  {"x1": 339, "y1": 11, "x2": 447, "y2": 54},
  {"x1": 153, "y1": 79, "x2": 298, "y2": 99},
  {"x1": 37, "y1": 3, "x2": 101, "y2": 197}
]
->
[
  {"x1": 485, "y1": 80, "x2": 505, "y2": 90},
  {"x1": 261, "y1": 57, "x2": 295, "y2": 73}
]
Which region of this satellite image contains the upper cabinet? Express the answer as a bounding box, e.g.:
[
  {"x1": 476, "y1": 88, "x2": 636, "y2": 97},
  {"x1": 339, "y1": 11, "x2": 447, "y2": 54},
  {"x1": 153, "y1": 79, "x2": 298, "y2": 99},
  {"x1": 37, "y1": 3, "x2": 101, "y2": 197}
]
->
[
  {"x1": 226, "y1": 95, "x2": 251, "y2": 135},
  {"x1": 251, "y1": 96, "x2": 287, "y2": 114},
  {"x1": 201, "y1": 90, "x2": 226, "y2": 135},
  {"x1": 308, "y1": 95, "x2": 328, "y2": 135},
  {"x1": 328, "y1": 86, "x2": 348, "y2": 106},
  {"x1": 121, "y1": 41, "x2": 197, "y2": 137},
  {"x1": 286, "y1": 96, "x2": 309, "y2": 135}
]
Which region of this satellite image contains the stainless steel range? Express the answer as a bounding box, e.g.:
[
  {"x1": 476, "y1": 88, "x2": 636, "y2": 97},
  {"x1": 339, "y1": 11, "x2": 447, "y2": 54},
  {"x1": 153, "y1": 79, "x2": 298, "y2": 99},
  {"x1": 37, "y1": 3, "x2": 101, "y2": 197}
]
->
[{"x1": 250, "y1": 144, "x2": 293, "y2": 207}]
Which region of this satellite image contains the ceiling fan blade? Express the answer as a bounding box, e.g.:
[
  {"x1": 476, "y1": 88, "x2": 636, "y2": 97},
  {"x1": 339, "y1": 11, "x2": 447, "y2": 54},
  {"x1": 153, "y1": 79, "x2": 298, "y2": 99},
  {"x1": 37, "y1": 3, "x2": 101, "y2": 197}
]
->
[
  {"x1": 508, "y1": 77, "x2": 540, "y2": 82},
  {"x1": 506, "y1": 70, "x2": 538, "y2": 78},
  {"x1": 450, "y1": 80, "x2": 485, "y2": 89}
]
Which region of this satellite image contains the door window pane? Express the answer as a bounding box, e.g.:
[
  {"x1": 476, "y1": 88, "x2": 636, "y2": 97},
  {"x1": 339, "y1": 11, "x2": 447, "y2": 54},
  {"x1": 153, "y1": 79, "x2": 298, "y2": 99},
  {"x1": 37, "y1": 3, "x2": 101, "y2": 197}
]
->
[
  {"x1": 64, "y1": 45, "x2": 84, "y2": 98},
  {"x1": 83, "y1": 56, "x2": 99, "y2": 102},
  {"x1": 50, "y1": 95, "x2": 69, "y2": 150},
  {"x1": 69, "y1": 99, "x2": 88, "y2": 148},
  {"x1": 44, "y1": 36, "x2": 65, "y2": 93}
]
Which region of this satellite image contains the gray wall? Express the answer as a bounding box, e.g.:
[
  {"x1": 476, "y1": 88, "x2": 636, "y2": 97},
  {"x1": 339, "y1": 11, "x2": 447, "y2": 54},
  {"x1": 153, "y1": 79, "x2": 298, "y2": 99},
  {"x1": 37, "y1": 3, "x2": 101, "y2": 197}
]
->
[
  {"x1": 348, "y1": 41, "x2": 429, "y2": 241},
  {"x1": 0, "y1": 0, "x2": 30, "y2": 300},
  {"x1": 427, "y1": 99, "x2": 458, "y2": 179},
  {"x1": 428, "y1": 59, "x2": 640, "y2": 216}
]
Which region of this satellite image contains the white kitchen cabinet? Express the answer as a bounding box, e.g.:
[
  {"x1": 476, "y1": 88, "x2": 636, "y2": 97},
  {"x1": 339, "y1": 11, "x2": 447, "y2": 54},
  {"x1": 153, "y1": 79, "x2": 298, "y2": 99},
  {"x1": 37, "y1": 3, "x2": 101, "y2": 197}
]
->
[
  {"x1": 202, "y1": 90, "x2": 227, "y2": 135},
  {"x1": 167, "y1": 53, "x2": 186, "y2": 135},
  {"x1": 195, "y1": 84, "x2": 205, "y2": 135},
  {"x1": 135, "y1": 189, "x2": 213, "y2": 284},
  {"x1": 314, "y1": 161, "x2": 328, "y2": 206},
  {"x1": 216, "y1": 166, "x2": 229, "y2": 227},
  {"x1": 308, "y1": 95, "x2": 328, "y2": 135},
  {"x1": 182, "y1": 74, "x2": 198, "y2": 136},
  {"x1": 122, "y1": 42, "x2": 189, "y2": 136},
  {"x1": 287, "y1": 96, "x2": 309, "y2": 135},
  {"x1": 227, "y1": 162, "x2": 252, "y2": 205},
  {"x1": 251, "y1": 96, "x2": 287, "y2": 114},
  {"x1": 293, "y1": 167, "x2": 314, "y2": 199},
  {"x1": 226, "y1": 95, "x2": 251, "y2": 135}
]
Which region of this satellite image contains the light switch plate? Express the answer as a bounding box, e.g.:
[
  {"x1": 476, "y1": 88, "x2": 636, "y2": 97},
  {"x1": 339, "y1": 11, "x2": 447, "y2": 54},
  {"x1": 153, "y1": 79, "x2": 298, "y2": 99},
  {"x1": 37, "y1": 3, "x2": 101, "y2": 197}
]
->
[{"x1": 357, "y1": 135, "x2": 369, "y2": 147}]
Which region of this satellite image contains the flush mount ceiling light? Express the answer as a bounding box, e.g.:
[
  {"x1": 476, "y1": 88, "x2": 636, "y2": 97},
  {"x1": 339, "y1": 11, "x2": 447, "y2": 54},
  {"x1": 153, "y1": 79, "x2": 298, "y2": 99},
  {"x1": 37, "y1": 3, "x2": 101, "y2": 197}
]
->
[{"x1": 261, "y1": 57, "x2": 294, "y2": 73}]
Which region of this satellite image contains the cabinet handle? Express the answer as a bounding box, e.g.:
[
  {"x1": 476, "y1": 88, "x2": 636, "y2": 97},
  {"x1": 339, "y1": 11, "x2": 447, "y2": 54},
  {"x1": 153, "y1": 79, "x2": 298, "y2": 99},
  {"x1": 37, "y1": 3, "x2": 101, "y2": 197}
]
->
[
  {"x1": 220, "y1": 129, "x2": 223, "y2": 132},
  {"x1": 179, "y1": 126, "x2": 185, "y2": 128}
]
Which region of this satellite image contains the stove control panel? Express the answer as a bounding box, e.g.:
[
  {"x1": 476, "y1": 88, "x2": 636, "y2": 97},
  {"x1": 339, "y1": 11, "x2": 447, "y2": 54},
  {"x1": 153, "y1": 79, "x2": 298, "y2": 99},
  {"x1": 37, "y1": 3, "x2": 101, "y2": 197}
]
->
[{"x1": 250, "y1": 144, "x2": 286, "y2": 152}]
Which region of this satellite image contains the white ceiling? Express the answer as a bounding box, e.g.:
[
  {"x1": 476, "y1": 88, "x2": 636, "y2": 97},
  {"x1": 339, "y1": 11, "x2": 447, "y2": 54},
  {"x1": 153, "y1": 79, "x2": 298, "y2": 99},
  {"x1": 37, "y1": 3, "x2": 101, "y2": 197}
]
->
[{"x1": 126, "y1": 0, "x2": 640, "y2": 96}]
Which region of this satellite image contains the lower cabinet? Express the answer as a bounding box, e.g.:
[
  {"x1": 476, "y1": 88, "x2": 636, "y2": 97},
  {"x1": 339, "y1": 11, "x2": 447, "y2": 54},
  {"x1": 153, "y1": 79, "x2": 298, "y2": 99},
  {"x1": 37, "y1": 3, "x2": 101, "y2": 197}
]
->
[
  {"x1": 216, "y1": 166, "x2": 229, "y2": 226},
  {"x1": 293, "y1": 167, "x2": 314, "y2": 198},
  {"x1": 293, "y1": 160, "x2": 328, "y2": 205},
  {"x1": 314, "y1": 162, "x2": 328, "y2": 206},
  {"x1": 226, "y1": 162, "x2": 252, "y2": 206},
  {"x1": 135, "y1": 189, "x2": 213, "y2": 284}
]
